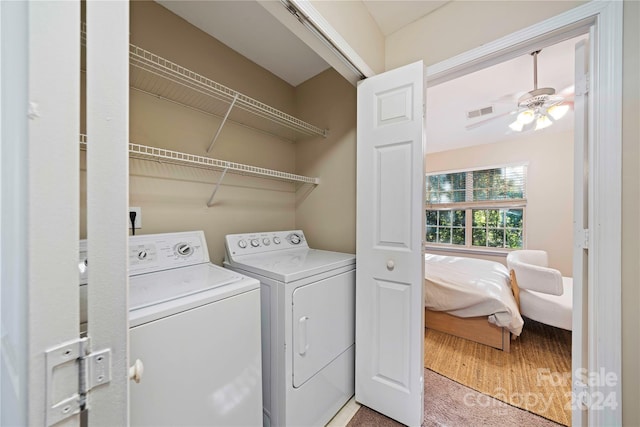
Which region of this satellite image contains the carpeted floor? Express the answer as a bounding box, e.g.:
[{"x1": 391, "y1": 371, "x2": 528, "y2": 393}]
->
[
  {"x1": 424, "y1": 318, "x2": 572, "y2": 425},
  {"x1": 347, "y1": 368, "x2": 562, "y2": 427}
]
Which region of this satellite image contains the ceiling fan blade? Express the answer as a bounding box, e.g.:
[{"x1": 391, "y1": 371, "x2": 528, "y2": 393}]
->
[
  {"x1": 558, "y1": 84, "x2": 575, "y2": 96},
  {"x1": 465, "y1": 110, "x2": 515, "y2": 130}
]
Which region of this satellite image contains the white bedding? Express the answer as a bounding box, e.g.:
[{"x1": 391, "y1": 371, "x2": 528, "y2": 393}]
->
[{"x1": 424, "y1": 254, "x2": 524, "y2": 336}]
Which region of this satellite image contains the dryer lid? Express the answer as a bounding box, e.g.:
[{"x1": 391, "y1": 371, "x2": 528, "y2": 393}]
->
[{"x1": 228, "y1": 248, "x2": 355, "y2": 283}]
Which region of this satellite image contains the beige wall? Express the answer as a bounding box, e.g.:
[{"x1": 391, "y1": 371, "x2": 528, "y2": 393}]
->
[
  {"x1": 425, "y1": 131, "x2": 574, "y2": 276},
  {"x1": 294, "y1": 69, "x2": 357, "y2": 254},
  {"x1": 310, "y1": 0, "x2": 385, "y2": 74},
  {"x1": 81, "y1": 0, "x2": 302, "y2": 265},
  {"x1": 621, "y1": 1, "x2": 640, "y2": 425},
  {"x1": 385, "y1": 1, "x2": 587, "y2": 70}
]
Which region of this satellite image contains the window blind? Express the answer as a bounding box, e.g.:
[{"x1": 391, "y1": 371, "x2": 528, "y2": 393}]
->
[{"x1": 426, "y1": 165, "x2": 527, "y2": 208}]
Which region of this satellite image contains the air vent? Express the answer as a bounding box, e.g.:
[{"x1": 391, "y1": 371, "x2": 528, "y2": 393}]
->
[{"x1": 467, "y1": 106, "x2": 494, "y2": 119}]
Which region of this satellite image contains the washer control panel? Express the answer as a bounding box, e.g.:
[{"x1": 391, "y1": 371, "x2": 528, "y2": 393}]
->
[
  {"x1": 225, "y1": 230, "x2": 308, "y2": 257},
  {"x1": 128, "y1": 232, "x2": 208, "y2": 275},
  {"x1": 79, "y1": 231, "x2": 210, "y2": 281}
]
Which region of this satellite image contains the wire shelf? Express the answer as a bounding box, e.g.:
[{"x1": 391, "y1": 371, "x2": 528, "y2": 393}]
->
[
  {"x1": 79, "y1": 135, "x2": 319, "y2": 185},
  {"x1": 81, "y1": 23, "x2": 327, "y2": 142},
  {"x1": 129, "y1": 45, "x2": 328, "y2": 142}
]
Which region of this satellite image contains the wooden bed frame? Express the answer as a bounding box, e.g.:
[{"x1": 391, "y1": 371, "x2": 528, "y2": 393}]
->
[{"x1": 424, "y1": 270, "x2": 522, "y2": 353}]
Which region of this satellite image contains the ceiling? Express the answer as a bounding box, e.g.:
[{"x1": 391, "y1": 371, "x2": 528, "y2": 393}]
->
[
  {"x1": 156, "y1": 1, "x2": 581, "y2": 153},
  {"x1": 426, "y1": 34, "x2": 585, "y2": 153},
  {"x1": 362, "y1": 0, "x2": 450, "y2": 36}
]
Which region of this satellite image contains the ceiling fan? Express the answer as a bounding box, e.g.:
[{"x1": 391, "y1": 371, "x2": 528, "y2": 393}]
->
[{"x1": 466, "y1": 50, "x2": 573, "y2": 132}]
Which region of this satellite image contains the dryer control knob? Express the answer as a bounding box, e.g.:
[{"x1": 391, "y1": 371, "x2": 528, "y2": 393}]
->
[
  {"x1": 238, "y1": 240, "x2": 247, "y2": 249},
  {"x1": 250, "y1": 239, "x2": 260, "y2": 247},
  {"x1": 263, "y1": 238, "x2": 271, "y2": 246},
  {"x1": 273, "y1": 237, "x2": 281, "y2": 244}
]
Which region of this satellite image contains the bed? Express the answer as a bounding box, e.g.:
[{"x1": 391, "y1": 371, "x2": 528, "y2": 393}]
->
[{"x1": 424, "y1": 253, "x2": 523, "y2": 352}]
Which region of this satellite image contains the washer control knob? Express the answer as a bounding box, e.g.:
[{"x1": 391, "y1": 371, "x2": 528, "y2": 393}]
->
[
  {"x1": 176, "y1": 243, "x2": 193, "y2": 257},
  {"x1": 273, "y1": 237, "x2": 281, "y2": 244},
  {"x1": 238, "y1": 239, "x2": 247, "y2": 249},
  {"x1": 250, "y1": 239, "x2": 260, "y2": 247},
  {"x1": 137, "y1": 250, "x2": 147, "y2": 260},
  {"x1": 262, "y1": 238, "x2": 271, "y2": 246}
]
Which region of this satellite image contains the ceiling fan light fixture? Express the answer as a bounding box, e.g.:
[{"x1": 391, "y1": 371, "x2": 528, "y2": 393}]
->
[
  {"x1": 509, "y1": 120, "x2": 524, "y2": 132},
  {"x1": 535, "y1": 114, "x2": 553, "y2": 130},
  {"x1": 516, "y1": 109, "x2": 536, "y2": 125},
  {"x1": 548, "y1": 104, "x2": 569, "y2": 120}
]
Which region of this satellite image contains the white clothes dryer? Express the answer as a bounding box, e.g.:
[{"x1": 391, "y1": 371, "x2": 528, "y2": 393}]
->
[
  {"x1": 224, "y1": 230, "x2": 356, "y2": 427},
  {"x1": 79, "y1": 231, "x2": 262, "y2": 426}
]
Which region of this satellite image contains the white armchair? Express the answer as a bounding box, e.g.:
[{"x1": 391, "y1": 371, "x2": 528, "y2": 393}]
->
[{"x1": 506, "y1": 250, "x2": 572, "y2": 331}]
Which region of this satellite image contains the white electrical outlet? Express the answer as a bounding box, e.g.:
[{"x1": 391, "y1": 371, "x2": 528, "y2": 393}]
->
[{"x1": 129, "y1": 207, "x2": 142, "y2": 229}]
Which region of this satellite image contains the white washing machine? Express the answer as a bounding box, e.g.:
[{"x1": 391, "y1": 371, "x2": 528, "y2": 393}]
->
[
  {"x1": 223, "y1": 230, "x2": 356, "y2": 427},
  {"x1": 79, "y1": 231, "x2": 262, "y2": 426}
]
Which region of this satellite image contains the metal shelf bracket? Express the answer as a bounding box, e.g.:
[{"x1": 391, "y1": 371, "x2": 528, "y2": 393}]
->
[
  {"x1": 206, "y1": 94, "x2": 238, "y2": 154},
  {"x1": 207, "y1": 167, "x2": 229, "y2": 207}
]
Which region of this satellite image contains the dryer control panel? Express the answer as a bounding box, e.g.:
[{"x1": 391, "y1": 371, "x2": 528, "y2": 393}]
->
[{"x1": 225, "y1": 230, "x2": 308, "y2": 258}]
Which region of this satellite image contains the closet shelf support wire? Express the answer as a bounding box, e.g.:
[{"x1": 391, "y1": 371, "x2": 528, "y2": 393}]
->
[
  {"x1": 207, "y1": 94, "x2": 238, "y2": 153},
  {"x1": 207, "y1": 167, "x2": 229, "y2": 207}
]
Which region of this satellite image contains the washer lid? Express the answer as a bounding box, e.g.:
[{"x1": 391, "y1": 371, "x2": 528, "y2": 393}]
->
[
  {"x1": 129, "y1": 263, "x2": 250, "y2": 311},
  {"x1": 228, "y1": 249, "x2": 355, "y2": 283}
]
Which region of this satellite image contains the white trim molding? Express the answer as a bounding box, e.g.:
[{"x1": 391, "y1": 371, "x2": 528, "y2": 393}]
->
[{"x1": 425, "y1": 2, "x2": 623, "y2": 426}]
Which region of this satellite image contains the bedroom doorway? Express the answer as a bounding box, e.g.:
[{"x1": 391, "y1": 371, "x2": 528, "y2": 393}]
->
[
  {"x1": 422, "y1": 33, "x2": 583, "y2": 427},
  {"x1": 422, "y1": 2, "x2": 623, "y2": 425}
]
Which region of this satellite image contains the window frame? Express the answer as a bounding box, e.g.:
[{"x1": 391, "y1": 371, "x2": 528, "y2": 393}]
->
[{"x1": 425, "y1": 163, "x2": 528, "y2": 253}]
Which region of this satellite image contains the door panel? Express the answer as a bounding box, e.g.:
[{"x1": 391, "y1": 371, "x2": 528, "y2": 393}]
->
[
  {"x1": 372, "y1": 279, "x2": 411, "y2": 391},
  {"x1": 356, "y1": 61, "x2": 425, "y2": 427},
  {"x1": 376, "y1": 142, "x2": 413, "y2": 249}
]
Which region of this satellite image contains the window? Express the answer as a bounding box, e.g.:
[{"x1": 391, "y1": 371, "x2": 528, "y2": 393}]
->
[{"x1": 425, "y1": 165, "x2": 526, "y2": 250}]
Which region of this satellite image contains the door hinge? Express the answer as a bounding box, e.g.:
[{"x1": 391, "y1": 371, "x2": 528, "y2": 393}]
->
[
  {"x1": 575, "y1": 228, "x2": 589, "y2": 249},
  {"x1": 45, "y1": 337, "x2": 112, "y2": 426},
  {"x1": 573, "y1": 378, "x2": 590, "y2": 411},
  {"x1": 576, "y1": 73, "x2": 589, "y2": 96}
]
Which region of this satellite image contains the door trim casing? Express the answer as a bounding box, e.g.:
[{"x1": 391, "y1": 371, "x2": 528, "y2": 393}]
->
[{"x1": 424, "y1": 2, "x2": 623, "y2": 425}]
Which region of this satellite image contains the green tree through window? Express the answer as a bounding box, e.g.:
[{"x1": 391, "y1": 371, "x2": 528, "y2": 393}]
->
[{"x1": 425, "y1": 165, "x2": 526, "y2": 250}]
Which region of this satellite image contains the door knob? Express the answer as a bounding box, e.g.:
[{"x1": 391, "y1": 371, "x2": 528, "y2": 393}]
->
[
  {"x1": 129, "y1": 359, "x2": 144, "y2": 383},
  {"x1": 386, "y1": 260, "x2": 395, "y2": 271}
]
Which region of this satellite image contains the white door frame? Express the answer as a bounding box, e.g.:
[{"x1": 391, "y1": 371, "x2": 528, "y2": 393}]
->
[
  {"x1": 1, "y1": 1, "x2": 82, "y2": 425},
  {"x1": 425, "y1": 2, "x2": 623, "y2": 425}
]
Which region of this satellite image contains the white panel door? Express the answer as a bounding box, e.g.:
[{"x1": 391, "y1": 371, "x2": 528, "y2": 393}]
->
[
  {"x1": 356, "y1": 61, "x2": 425, "y2": 426},
  {"x1": 85, "y1": 1, "x2": 130, "y2": 425}
]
